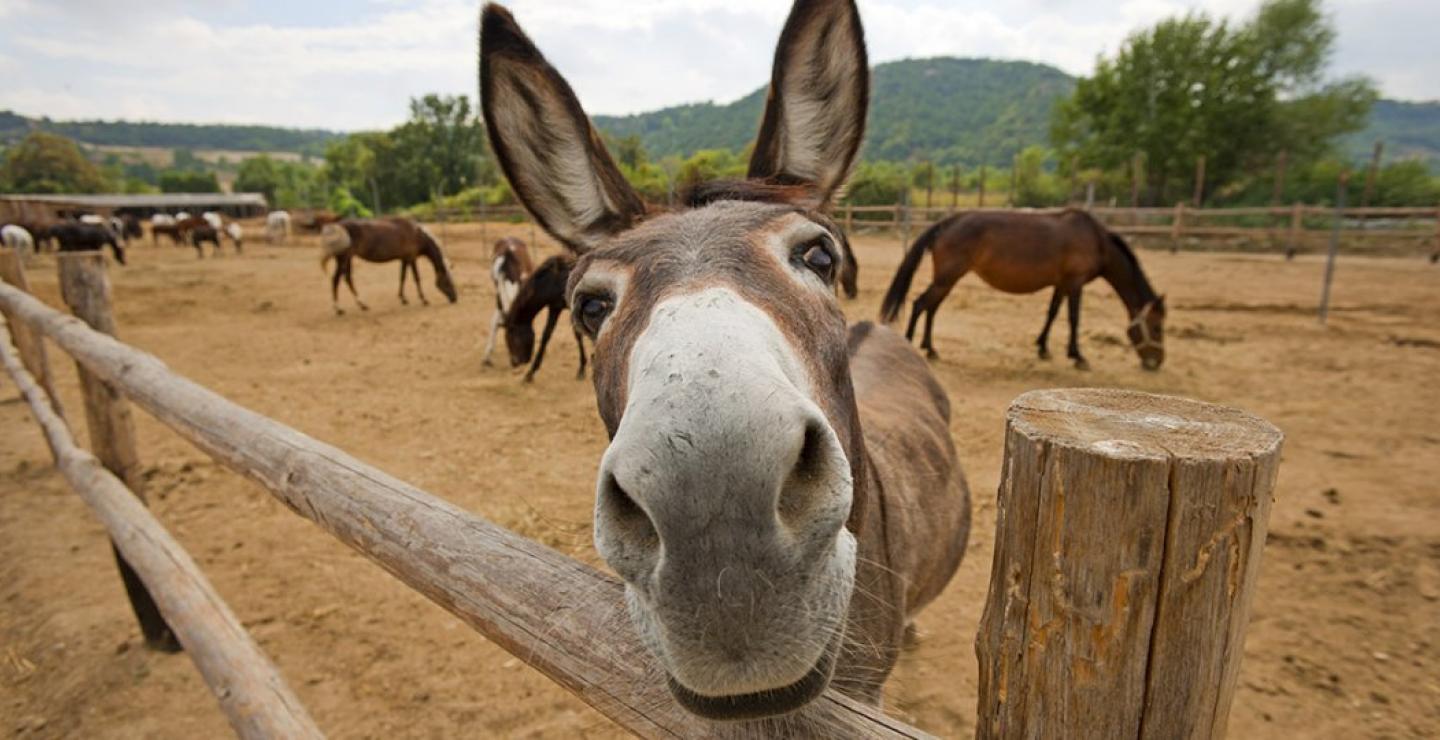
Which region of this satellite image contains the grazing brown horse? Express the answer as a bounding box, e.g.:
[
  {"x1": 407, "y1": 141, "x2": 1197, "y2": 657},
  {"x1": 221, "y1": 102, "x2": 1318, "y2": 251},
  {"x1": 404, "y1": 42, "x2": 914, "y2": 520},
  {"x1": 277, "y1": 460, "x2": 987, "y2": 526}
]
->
[
  {"x1": 321, "y1": 217, "x2": 458, "y2": 314},
  {"x1": 482, "y1": 237, "x2": 535, "y2": 366},
  {"x1": 187, "y1": 224, "x2": 241, "y2": 258},
  {"x1": 501, "y1": 255, "x2": 585, "y2": 382},
  {"x1": 880, "y1": 209, "x2": 1168, "y2": 370},
  {"x1": 481, "y1": 0, "x2": 969, "y2": 721},
  {"x1": 47, "y1": 223, "x2": 126, "y2": 265}
]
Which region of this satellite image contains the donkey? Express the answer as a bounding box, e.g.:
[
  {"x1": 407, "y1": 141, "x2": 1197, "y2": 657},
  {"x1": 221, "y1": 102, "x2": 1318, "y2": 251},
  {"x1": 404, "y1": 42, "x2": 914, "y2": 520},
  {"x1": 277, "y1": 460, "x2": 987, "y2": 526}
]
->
[
  {"x1": 501, "y1": 255, "x2": 586, "y2": 382},
  {"x1": 481, "y1": 0, "x2": 970, "y2": 720},
  {"x1": 321, "y1": 217, "x2": 458, "y2": 314},
  {"x1": 481, "y1": 236, "x2": 535, "y2": 366}
]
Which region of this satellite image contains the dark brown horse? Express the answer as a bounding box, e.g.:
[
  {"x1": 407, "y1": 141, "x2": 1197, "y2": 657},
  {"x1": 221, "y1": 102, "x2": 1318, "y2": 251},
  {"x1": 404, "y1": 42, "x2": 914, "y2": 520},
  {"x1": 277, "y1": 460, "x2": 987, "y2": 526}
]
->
[
  {"x1": 321, "y1": 217, "x2": 457, "y2": 314},
  {"x1": 880, "y1": 209, "x2": 1167, "y2": 370},
  {"x1": 187, "y1": 224, "x2": 240, "y2": 258},
  {"x1": 482, "y1": 237, "x2": 535, "y2": 366},
  {"x1": 47, "y1": 223, "x2": 126, "y2": 265},
  {"x1": 502, "y1": 255, "x2": 585, "y2": 382}
]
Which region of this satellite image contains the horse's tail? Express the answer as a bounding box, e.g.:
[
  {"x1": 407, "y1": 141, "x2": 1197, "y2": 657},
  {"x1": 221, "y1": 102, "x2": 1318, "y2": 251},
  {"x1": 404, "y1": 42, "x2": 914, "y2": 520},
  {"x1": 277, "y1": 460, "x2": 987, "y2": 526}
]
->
[{"x1": 879, "y1": 217, "x2": 948, "y2": 323}]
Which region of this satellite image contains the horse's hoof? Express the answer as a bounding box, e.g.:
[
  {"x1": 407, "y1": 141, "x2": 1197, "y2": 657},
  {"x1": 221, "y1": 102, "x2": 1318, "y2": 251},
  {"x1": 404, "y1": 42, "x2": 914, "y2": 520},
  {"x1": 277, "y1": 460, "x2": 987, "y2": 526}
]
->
[
  {"x1": 399, "y1": 298, "x2": 408, "y2": 306},
  {"x1": 1074, "y1": 359, "x2": 1091, "y2": 371},
  {"x1": 925, "y1": 349, "x2": 940, "y2": 361},
  {"x1": 575, "y1": 371, "x2": 586, "y2": 381},
  {"x1": 523, "y1": 374, "x2": 535, "y2": 384},
  {"x1": 334, "y1": 308, "x2": 345, "y2": 316},
  {"x1": 482, "y1": 358, "x2": 494, "y2": 368},
  {"x1": 358, "y1": 304, "x2": 370, "y2": 312},
  {"x1": 1038, "y1": 348, "x2": 1052, "y2": 361}
]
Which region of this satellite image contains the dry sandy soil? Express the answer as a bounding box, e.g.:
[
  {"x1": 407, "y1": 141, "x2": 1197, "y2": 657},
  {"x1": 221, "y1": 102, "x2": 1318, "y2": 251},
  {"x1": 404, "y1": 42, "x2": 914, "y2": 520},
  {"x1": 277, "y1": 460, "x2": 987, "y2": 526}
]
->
[{"x1": 1, "y1": 221, "x2": 1437, "y2": 739}]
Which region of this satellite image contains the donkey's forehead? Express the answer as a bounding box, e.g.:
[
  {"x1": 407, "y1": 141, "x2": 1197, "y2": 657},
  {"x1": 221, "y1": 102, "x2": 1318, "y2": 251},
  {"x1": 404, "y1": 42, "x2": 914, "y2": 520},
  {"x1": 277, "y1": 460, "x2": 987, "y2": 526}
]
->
[{"x1": 588, "y1": 200, "x2": 814, "y2": 267}]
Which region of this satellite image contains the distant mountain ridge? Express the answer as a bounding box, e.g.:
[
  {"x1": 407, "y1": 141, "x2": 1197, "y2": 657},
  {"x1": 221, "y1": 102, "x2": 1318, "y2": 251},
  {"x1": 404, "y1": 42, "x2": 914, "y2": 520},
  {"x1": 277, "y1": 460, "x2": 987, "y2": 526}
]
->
[
  {"x1": 0, "y1": 110, "x2": 342, "y2": 158},
  {"x1": 1, "y1": 57, "x2": 1436, "y2": 170},
  {"x1": 593, "y1": 57, "x2": 1076, "y2": 167}
]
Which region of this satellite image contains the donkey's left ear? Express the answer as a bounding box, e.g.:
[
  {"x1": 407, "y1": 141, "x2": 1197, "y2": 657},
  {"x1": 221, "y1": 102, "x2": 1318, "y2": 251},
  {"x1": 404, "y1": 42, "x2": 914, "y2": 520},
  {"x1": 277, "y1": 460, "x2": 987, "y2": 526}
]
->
[
  {"x1": 747, "y1": 0, "x2": 869, "y2": 207},
  {"x1": 480, "y1": 4, "x2": 645, "y2": 254}
]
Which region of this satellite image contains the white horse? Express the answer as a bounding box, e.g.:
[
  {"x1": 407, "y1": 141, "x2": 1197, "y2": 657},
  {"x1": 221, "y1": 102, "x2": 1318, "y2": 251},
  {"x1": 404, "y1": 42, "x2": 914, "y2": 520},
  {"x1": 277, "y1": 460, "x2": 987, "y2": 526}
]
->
[
  {"x1": 79, "y1": 214, "x2": 106, "y2": 225},
  {"x1": 202, "y1": 211, "x2": 224, "y2": 230},
  {"x1": 225, "y1": 222, "x2": 244, "y2": 251},
  {"x1": 152, "y1": 214, "x2": 177, "y2": 227},
  {"x1": 266, "y1": 211, "x2": 291, "y2": 243},
  {"x1": 2, "y1": 224, "x2": 34, "y2": 259},
  {"x1": 175, "y1": 211, "x2": 192, "y2": 222}
]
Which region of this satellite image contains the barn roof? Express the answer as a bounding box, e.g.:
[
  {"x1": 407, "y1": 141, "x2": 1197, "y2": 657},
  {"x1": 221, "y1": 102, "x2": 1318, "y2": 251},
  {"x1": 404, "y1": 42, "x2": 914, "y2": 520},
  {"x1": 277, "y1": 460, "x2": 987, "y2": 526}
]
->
[{"x1": 0, "y1": 193, "x2": 269, "y2": 209}]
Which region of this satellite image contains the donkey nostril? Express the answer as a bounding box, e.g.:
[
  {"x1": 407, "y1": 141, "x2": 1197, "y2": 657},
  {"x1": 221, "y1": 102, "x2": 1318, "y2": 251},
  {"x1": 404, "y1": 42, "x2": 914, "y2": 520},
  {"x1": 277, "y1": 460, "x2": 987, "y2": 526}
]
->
[
  {"x1": 778, "y1": 420, "x2": 831, "y2": 527},
  {"x1": 600, "y1": 473, "x2": 659, "y2": 550}
]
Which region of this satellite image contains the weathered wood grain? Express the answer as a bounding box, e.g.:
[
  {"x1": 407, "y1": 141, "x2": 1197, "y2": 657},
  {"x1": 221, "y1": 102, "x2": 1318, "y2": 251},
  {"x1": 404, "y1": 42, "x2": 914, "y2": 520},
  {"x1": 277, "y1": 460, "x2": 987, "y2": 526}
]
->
[
  {"x1": 0, "y1": 247, "x2": 62, "y2": 416},
  {"x1": 0, "y1": 280, "x2": 930, "y2": 739},
  {"x1": 56, "y1": 253, "x2": 180, "y2": 651},
  {"x1": 976, "y1": 388, "x2": 1282, "y2": 740},
  {"x1": 0, "y1": 316, "x2": 324, "y2": 740}
]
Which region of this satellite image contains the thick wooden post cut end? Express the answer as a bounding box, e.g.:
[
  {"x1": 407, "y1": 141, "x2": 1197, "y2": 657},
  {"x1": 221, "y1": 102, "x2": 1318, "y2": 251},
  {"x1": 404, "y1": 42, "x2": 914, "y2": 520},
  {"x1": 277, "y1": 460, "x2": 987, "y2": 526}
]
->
[{"x1": 977, "y1": 388, "x2": 1282, "y2": 740}]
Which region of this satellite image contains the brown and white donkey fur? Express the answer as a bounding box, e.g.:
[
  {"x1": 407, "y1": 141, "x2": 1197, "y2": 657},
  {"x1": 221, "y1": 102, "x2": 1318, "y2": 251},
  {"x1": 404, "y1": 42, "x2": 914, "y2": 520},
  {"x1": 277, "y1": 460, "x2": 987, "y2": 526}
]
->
[{"x1": 481, "y1": 0, "x2": 970, "y2": 720}]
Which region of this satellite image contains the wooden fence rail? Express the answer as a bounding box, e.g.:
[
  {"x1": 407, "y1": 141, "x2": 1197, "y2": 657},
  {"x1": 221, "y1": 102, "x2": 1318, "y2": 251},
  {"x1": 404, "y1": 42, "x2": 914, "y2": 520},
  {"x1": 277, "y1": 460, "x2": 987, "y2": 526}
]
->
[
  {"x1": 0, "y1": 317, "x2": 323, "y2": 740},
  {"x1": 0, "y1": 277, "x2": 925, "y2": 739}
]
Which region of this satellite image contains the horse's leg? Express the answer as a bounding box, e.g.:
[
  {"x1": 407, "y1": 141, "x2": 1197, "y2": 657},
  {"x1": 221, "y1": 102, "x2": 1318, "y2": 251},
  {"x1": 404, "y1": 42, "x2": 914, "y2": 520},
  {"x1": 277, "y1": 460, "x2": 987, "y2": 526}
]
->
[
  {"x1": 343, "y1": 256, "x2": 368, "y2": 311},
  {"x1": 524, "y1": 306, "x2": 562, "y2": 383},
  {"x1": 1066, "y1": 288, "x2": 1089, "y2": 371},
  {"x1": 1036, "y1": 287, "x2": 1064, "y2": 360},
  {"x1": 573, "y1": 328, "x2": 587, "y2": 380},
  {"x1": 397, "y1": 261, "x2": 409, "y2": 305},
  {"x1": 481, "y1": 304, "x2": 502, "y2": 366},
  {"x1": 908, "y1": 273, "x2": 963, "y2": 358},
  {"x1": 330, "y1": 259, "x2": 345, "y2": 315},
  {"x1": 411, "y1": 261, "x2": 429, "y2": 305}
]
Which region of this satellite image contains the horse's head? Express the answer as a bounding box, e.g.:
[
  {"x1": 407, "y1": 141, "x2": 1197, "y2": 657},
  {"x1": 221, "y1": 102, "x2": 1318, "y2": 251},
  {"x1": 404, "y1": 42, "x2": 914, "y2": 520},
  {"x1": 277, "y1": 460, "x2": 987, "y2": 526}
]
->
[
  {"x1": 419, "y1": 227, "x2": 459, "y2": 303},
  {"x1": 1129, "y1": 296, "x2": 1166, "y2": 370},
  {"x1": 502, "y1": 311, "x2": 534, "y2": 368},
  {"x1": 482, "y1": 0, "x2": 868, "y2": 719}
]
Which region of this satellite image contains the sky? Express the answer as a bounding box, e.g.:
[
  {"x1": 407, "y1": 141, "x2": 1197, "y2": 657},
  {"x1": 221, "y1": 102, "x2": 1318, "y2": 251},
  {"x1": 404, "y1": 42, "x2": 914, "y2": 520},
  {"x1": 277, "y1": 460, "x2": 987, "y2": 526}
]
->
[{"x1": 0, "y1": 0, "x2": 1434, "y2": 131}]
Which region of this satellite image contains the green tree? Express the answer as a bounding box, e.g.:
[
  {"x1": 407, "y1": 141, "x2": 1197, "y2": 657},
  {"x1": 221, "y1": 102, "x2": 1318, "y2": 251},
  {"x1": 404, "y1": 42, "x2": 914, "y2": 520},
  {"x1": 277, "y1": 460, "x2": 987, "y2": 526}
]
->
[
  {"x1": 1052, "y1": 0, "x2": 1375, "y2": 205},
  {"x1": 236, "y1": 155, "x2": 284, "y2": 202},
  {"x1": 158, "y1": 169, "x2": 221, "y2": 193},
  {"x1": 0, "y1": 131, "x2": 112, "y2": 193}
]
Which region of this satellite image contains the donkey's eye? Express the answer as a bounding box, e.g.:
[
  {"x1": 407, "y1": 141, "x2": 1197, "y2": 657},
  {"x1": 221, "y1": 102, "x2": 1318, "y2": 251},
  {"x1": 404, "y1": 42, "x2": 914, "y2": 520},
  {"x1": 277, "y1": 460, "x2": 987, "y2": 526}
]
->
[
  {"x1": 794, "y1": 237, "x2": 837, "y2": 282},
  {"x1": 577, "y1": 294, "x2": 613, "y2": 335}
]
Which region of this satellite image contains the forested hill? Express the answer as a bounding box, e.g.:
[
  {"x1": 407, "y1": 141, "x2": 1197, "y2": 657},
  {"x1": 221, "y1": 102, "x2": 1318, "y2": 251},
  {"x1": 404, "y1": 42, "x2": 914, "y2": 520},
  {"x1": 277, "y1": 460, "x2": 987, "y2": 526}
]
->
[
  {"x1": 593, "y1": 57, "x2": 1077, "y2": 167},
  {"x1": 1342, "y1": 99, "x2": 1440, "y2": 166},
  {"x1": 0, "y1": 110, "x2": 342, "y2": 156}
]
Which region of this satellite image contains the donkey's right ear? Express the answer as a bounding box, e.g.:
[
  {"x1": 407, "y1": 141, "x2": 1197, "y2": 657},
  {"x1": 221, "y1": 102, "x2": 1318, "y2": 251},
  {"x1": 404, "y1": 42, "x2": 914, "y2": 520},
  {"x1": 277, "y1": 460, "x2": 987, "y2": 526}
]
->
[{"x1": 480, "y1": 5, "x2": 645, "y2": 254}]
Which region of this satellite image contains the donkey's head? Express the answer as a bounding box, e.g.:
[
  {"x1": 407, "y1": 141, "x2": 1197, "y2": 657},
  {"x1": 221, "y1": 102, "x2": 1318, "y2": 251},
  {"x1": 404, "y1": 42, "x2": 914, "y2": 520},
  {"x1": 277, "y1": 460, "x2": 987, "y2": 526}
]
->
[{"x1": 482, "y1": 0, "x2": 869, "y2": 719}]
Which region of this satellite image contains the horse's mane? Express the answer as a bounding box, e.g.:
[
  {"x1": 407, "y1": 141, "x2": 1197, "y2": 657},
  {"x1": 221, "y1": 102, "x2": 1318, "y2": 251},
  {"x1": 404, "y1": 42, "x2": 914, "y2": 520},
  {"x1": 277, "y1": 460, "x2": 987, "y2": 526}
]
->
[
  {"x1": 1074, "y1": 209, "x2": 1157, "y2": 305},
  {"x1": 509, "y1": 255, "x2": 571, "y2": 326}
]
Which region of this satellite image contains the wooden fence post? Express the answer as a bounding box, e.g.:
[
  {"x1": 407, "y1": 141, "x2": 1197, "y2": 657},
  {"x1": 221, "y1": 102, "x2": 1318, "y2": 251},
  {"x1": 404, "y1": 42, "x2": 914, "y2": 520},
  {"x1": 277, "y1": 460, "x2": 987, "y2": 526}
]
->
[
  {"x1": 1319, "y1": 173, "x2": 1349, "y2": 324},
  {"x1": 1271, "y1": 151, "x2": 1288, "y2": 205},
  {"x1": 1287, "y1": 202, "x2": 1303, "y2": 259},
  {"x1": 0, "y1": 247, "x2": 63, "y2": 415},
  {"x1": 1171, "y1": 202, "x2": 1186, "y2": 253},
  {"x1": 57, "y1": 253, "x2": 181, "y2": 652},
  {"x1": 1432, "y1": 203, "x2": 1439, "y2": 264},
  {"x1": 977, "y1": 389, "x2": 1282, "y2": 740},
  {"x1": 978, "y1": 165, "x2": 987, "y2": 208},
  {"x1": 1193, "y1": 155, "x2": 1206, "y2": 207},
  {"x1": 844, "y1": 202, "x2": 854, "y2": 234}
]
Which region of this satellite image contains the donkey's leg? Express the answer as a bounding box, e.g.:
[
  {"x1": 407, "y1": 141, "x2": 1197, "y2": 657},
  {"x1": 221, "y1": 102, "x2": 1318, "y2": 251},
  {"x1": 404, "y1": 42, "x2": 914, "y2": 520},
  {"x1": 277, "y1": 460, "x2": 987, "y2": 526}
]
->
[
  {"x1": 524, "y1": 306, "x2": 562, "y2": 383},
  {"x1": 1066, "y1": 288, "x2": 1089, "y2": 371},
  {"x1": 397, "y1": 261, "x2": 410, "y2": 305},
  {"x1": 411, "y1": 261, "x2": 429, "y2": 305},
  {"x1": 343, "y1": 256, "x2": 368, "y2": 311},
  {"x1": 1036, "y1": 286, "x2": 1064, "y2": 360},
  {"x1": 481, "y1": 303, "x2": 503, "y2": 366},
  {"x1": 573, "y1": 328, "x2": 587, "y2": 380}
]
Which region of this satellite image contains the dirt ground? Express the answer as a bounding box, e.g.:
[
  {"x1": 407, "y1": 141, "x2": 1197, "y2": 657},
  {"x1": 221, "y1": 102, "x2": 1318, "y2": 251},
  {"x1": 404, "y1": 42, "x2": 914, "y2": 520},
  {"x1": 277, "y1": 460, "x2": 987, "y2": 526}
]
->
[{"x1": 1, "y1": 220, "x2": 1437, "y2": 739}]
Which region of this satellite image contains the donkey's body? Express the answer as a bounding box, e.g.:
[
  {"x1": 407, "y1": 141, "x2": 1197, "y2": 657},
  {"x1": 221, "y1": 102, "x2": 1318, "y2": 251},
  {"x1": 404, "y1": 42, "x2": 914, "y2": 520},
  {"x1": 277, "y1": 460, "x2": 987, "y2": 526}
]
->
[
  {"x1": 322, "y1": 217, "x2": 458, "y2": 314},
  {"x1": 481, "y1": 0, "x2": 969, "y2": 720},
  {"x1": 881, "y1": 209, "x2": 1167, "y2": 370},
  {"x1": 482, "y1": 237, "x2": 535, "y2": 366}
]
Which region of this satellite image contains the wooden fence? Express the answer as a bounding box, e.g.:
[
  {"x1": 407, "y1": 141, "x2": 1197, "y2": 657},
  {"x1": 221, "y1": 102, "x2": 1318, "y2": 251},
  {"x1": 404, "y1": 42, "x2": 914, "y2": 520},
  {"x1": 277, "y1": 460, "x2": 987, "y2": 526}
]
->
[
  {"x1": 836, "y1": 203, "x2": 1440, "y2": 255},
  {"x1": 0, "y1": 249, "x2": 1284, "y2": 738}
]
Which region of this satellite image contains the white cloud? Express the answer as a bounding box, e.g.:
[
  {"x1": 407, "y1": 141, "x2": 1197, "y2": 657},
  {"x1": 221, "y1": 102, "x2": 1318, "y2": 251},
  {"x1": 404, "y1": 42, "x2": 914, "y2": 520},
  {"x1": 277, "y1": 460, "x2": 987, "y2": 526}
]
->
[{"x1": 0, "y1": 0, "x2": 1433, "y2": 131}]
